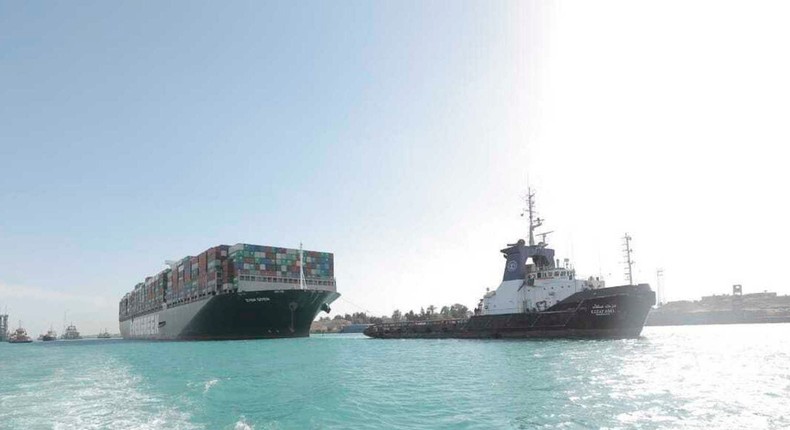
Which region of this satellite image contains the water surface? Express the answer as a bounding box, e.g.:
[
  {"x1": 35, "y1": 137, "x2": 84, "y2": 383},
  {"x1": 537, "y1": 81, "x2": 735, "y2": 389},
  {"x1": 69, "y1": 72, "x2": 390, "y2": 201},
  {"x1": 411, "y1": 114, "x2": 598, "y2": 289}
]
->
[{"x1": 1, "y1": 324, "x2": 788, "y2": 429}]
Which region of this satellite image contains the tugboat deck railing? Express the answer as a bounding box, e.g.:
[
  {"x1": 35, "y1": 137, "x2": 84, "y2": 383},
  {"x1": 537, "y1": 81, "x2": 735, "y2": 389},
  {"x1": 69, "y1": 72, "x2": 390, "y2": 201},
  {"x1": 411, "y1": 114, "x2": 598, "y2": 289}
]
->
[{"x1": 374, "y1": 318, "x2": 468, "y2": 330}]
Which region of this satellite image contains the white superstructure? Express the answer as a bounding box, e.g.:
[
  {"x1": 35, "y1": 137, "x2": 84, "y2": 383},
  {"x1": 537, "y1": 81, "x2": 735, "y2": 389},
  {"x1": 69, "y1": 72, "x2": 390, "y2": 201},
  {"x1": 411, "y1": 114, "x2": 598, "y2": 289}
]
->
[
  {"x1": 482, "y1": 262, "x2": 606, "y2": 315},
  {"x1": 479, "y1": 189, "x2": 607, "y2": 316}
]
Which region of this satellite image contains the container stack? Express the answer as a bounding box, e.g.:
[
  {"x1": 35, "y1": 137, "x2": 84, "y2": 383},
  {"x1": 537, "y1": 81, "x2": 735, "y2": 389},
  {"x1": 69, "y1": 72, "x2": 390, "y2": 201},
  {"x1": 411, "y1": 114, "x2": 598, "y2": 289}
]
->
[
  {"x1": 142, "y1": 269, "x2": 169, "y2": 311},
  {"x1": 302, "y1": 250, "x2": 334, "y2": 279},
  {"x1": 119, "y1": 293, "x2": 130, "y2": 319},
  {"x1": 130, "y1": 282, "x2": 144, "y2": 316},
  {"x1": 119, "y1": 243, "x2": 333, "y2": 320},
  {"x1": 227, "y1": 243, "x2": 334, "y2": 288},
  {"x1": 204, "y1": 245, "x2": 230, "y2": 293},
  {"x1": 228, "y1": 244, "x2": 279, "y2": 281}
]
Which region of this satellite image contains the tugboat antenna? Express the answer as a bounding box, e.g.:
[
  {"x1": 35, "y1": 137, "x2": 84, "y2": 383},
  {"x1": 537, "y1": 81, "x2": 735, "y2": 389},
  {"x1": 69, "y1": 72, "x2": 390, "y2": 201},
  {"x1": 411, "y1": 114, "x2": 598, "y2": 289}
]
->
[
  {"x1": 538, "y1": 231, "x2": 554, "y2": 245},
  {"x1": 622, "y1": 234, "x2": 634, "y2": 285},
  {"x1": 522, "y1": 187, "x2": 543, "y2": 246}
]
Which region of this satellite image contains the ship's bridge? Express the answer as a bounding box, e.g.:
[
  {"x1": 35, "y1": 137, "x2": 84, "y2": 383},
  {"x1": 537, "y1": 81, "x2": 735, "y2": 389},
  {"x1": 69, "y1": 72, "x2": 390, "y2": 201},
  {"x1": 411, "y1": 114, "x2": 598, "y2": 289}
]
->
[{"x1": 500, "y1": 239, "x2": 556, "y2": 282}]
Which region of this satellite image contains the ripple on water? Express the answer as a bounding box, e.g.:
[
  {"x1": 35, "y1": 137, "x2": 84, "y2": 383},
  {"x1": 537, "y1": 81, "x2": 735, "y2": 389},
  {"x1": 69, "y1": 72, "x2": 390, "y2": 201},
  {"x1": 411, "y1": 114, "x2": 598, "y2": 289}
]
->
[{"x1": 1, "y1": 325, "x2": 789, "y2": 429}]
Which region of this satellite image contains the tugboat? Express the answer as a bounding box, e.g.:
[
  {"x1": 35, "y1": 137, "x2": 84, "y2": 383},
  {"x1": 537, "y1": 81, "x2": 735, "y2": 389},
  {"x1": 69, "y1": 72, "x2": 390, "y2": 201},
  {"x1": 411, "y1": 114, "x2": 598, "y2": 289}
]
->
[
  {"x1": 364, "y1": 189, "x2": 656, "y2": 340},
  {"x1": 42, "y1": 327, "x2": 57, "y2": 341},
  {"x1": 61, "y1": 323, "x2": 82, "y2": 340},
  {"x1": 97, "y1": 329, "x2": 112, "y2": 339},
  {"x1": 8, "y1": 325, "x2": 33, "y2": 343}
]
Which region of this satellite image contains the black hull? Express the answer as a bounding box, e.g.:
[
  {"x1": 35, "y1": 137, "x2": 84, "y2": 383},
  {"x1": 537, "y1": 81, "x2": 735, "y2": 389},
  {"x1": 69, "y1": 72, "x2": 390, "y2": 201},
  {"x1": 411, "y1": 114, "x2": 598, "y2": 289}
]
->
[
  {"x1": 364, "y1": 284, "x2": 656, "y2": 340},
  {"x1": 181, "y1": 289, "x2": 339, "y2": 340},
  {"x1": 120, "y1": 289, "x2": 340, "y2": 340}
]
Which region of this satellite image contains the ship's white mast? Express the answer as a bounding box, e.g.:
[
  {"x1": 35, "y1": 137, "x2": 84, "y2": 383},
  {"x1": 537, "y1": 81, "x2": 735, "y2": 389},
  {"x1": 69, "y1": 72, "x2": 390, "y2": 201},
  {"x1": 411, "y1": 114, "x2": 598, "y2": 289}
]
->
[
  {"x1": 522, "y1": 188, "x2": 543, "y2": 246},
  {"x1": 623, "y1": 233, "x2": 634, "y2": 285},
  {"x1": 299, "y1": 242, "x2": 306, "y2": 290}
]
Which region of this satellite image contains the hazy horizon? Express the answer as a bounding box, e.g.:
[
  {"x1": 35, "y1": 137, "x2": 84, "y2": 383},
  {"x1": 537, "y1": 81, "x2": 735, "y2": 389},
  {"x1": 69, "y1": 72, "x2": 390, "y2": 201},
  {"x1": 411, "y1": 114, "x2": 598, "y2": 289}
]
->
[{"x1": 2, "y1": 0, "x2": 790, "y2": 336}]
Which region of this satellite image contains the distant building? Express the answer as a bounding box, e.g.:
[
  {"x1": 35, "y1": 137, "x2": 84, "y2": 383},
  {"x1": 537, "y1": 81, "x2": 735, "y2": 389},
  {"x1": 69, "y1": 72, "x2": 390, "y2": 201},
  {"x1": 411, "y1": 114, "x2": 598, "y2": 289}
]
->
[
  {"x1": 647, "y1": 286, "x2": 790, "y2": 326},
  {"x1": 0, "y1": 314, "x2": 8, "y2": 342}
]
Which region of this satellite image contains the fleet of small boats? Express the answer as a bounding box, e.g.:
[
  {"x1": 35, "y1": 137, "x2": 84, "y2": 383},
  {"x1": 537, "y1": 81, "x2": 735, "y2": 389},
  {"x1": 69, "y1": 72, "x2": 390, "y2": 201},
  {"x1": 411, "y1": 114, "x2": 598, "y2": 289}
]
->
[{"x1": 4, "y1": 323, "x2": 106, "y2": 343}]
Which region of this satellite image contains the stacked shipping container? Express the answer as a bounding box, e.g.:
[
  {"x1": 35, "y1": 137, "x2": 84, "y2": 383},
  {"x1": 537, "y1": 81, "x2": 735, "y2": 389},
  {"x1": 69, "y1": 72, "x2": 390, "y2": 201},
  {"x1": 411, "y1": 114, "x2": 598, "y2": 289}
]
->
[
  {"x1": 119, "y1": 243, "x2": 333, "y2": 320},
  {"x1": 166, "y1": 246, "x2": 231, "y2": 305},
  {"x1": 228, "y1": 244, "x2": 334, "y2": 289},
  {"x1": 118, "y1": 269, "x2": 170, "y2": 320}
]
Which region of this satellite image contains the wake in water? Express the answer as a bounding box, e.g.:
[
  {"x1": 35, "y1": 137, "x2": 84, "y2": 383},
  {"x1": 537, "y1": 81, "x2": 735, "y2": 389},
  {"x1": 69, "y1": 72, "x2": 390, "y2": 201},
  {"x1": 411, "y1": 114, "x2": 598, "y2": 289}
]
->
[
  {"x1": 203, "y1": 379, "x2": 219, "y2": 394},
  {"x1": 234, "y1": 416, "x2": 254, "y2": 430},
  {"x1": 4, "y1": 326, "x2": 789, "y2": 429},
  {"x1": 0, "y1": 349, "x2": 198, "y2": 430}
]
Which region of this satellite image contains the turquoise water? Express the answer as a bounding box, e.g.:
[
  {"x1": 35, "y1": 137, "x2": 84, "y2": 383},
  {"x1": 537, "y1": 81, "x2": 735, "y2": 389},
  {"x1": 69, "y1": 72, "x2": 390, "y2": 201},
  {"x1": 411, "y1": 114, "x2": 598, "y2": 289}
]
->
[{"x1": 1, "y1": 324, "x2": 788, "y2": 429}]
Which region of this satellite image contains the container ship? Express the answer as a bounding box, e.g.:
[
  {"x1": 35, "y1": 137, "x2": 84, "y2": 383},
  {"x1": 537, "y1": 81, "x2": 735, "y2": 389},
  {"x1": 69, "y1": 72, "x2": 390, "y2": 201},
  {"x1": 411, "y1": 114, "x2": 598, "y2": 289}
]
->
[
  {"x1": 119, "y1": 243, "x2": 339, "y2": 340},
  {"x1": 364, "y1": 190, "x2": 656, "y2": 340}
]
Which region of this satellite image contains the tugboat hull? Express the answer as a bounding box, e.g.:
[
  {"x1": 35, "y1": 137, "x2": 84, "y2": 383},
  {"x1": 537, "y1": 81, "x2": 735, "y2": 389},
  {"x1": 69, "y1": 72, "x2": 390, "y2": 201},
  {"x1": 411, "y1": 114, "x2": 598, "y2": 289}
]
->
[{"x1": 364, "y1": 285, "x2": 655, "y2": 340}]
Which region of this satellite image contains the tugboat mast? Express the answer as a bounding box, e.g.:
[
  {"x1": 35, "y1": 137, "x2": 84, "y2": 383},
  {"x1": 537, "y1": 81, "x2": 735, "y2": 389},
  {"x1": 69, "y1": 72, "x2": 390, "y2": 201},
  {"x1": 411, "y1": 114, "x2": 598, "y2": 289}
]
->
[
  {"x1": 623, "y1": 233, "x2": 634, "y2": 285},
  {"x1": 523, "y1": 188, "x2": 543, "y2": 246}
]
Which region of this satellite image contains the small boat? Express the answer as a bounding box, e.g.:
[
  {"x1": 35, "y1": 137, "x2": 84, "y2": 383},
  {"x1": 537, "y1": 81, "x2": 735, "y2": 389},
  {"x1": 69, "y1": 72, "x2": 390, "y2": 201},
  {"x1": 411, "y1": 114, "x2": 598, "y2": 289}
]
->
[
  {"x1": 97, "y1": 329, "x2": 112, "y2": 339},
  {"x1": 8, "y1": 326, "x2": 33, "y2": 343},
  {"x1": 61, "y1": 323, "x2": 82, "y2": 340},
  {"x1": 42, "y1": 327, "x2": 57, "y2": 341}
]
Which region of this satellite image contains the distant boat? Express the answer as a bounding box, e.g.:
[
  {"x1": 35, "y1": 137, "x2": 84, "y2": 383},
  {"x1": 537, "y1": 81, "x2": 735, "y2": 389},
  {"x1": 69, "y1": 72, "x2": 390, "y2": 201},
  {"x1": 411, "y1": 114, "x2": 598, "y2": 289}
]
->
[
  {"x1": 9, "y1": 326, "x2": 33, "y2": 344},
  {"x1": 42, "y1": 328, "x2": 57, "y2": 341},
  {"x1": 61, "y1": 324, "x2": 82, "y2": 340},
  {"x1": 97, "y1": 329, "x2": 112, "y2": 339}
]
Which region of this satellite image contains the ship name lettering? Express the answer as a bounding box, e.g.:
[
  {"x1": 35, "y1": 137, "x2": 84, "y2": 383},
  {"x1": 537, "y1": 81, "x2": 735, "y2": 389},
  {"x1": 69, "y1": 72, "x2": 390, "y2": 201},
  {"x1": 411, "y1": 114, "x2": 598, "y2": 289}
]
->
[{"x1": 591, "y1": 303, "x2": 617, "y2": 316}]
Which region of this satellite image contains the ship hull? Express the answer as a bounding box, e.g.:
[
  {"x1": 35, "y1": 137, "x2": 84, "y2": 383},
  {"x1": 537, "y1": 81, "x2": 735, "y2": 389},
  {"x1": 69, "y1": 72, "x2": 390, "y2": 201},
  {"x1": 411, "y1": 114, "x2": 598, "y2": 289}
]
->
[
  {"x1": 120, "y1": 289, "x2": 339, "y2": 340},
  {"x1": 364, "y1": 284, "x2": 655, "y2": 340}
]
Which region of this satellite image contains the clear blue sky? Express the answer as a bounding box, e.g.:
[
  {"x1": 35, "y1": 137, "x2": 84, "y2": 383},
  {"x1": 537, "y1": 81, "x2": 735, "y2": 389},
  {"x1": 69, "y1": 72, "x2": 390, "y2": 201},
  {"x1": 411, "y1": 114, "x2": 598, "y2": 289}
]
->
[
  {"x1": 1, "y1": 1, "x2": 538, "y2": 334},
  {"x1": 7, "y1": 1, "x2": 788, "y2": 336}
]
